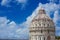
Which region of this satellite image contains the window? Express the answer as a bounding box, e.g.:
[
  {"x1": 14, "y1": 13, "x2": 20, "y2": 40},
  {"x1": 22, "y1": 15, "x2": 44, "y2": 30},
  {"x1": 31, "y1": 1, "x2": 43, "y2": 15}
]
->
[
  {"x1": 44, "y1": 24, "x2": 45, "y2": 26},
  {"x1": 44, "y1": 37, "x2": 45, "y2": 40},
  {"x1": 39, "y1": 24, "x2": 41, "y2": 26},
  {"x1": 47, "y1": 36, "x2": 50, "y2": 40},
  {"x1": 48, "y1": 30, "x2": 49, "y2": 33},
  {"x1": 48, "y1": 24, "x2": 49, "y2": 26},
  {"x1": 41, "y1": 30, "x2": 42, "y2": 33},
  {"x1": 35, "y1": 24, "x2": 37, "y2": 26}
]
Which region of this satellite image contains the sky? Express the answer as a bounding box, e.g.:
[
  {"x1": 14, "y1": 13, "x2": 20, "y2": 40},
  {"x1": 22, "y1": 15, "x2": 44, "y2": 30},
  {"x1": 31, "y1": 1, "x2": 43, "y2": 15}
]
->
[{"x1": 0, "y1": 0, "x2": 60, "y2": 39}]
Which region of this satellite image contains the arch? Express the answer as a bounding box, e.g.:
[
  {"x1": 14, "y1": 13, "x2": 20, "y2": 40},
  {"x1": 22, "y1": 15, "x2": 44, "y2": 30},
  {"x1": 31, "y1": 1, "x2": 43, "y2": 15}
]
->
[{"x1": 47, "y1": 36, "x2": 51, "y2": 40}]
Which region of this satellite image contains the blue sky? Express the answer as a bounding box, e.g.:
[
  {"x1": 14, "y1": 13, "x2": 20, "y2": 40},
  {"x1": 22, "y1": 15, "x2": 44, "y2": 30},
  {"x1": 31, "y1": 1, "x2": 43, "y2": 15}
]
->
[{"x1": 0, "y1": 0, "x2": 60, "y2": 39}]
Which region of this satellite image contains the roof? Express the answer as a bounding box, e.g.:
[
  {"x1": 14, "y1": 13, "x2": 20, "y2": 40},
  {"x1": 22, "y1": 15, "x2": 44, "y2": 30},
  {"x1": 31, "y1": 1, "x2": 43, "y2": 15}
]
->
[{"x1": 32, "y1": 9, "x2": 51, "y2": 21}]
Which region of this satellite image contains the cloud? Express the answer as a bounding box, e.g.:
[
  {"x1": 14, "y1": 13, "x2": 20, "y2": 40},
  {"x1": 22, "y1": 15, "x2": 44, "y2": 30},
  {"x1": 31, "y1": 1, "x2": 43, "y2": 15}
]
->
[
  {"x1": 53, "y1": 10, "x2": 60, "y2": 36},
  {"x1": 16, "y1": 0, "x2": 28, "y2": 9},
  {"x1": 56, "y1": 27, "x2": 60, "y2": 36},
  {"x1": 1, "y1": 0, "x2": 28, "y2": 8},
  {"x1": 0, "y1": 0, "x2": 60, "y2": 39},
  {"x1": 1, "y1": 0, "x2": 11, "y2": 7},
  {"x1": 21, "y1": 2, "x2": 60, "y2": 36},
  {"x1": 0, "y1": 17, "x2": 28, "y2": 39},
  {"x1": 16, "y1": 28, "x2": 29, "y2": 39},
  {"x1": 53, "y1": 10, "x2": 60, "y2": 24}
]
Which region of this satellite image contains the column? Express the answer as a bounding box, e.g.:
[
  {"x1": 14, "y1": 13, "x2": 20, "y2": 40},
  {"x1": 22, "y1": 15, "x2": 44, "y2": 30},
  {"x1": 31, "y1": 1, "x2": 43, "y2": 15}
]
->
[
  {"x1": 44, "y1": 37, "x2": 46, "y2": 40},
  {"x1": 38, "y1": 36, "x2": 40, "y2": 40},
  {"x1": 34, "y1": 36, "x2": 36, "y2": 40},
  {"x1": 39, "y1": 36, "x2": 41, "y2": 40},
  {"x1": 41, "y1": 36, "x2": 43, "y2": 40},
  {"x1": 37, "y1": 36, "x2": 38, "y2": 40},
  {"x1": 45, "y1": 36, "x2": 47, "y2": 40},
  {"x1": 35, "y1": 35, "x2": 37, "y2": 40},
  {"x1": 33, "y1": 36, "x2": 35, "y2": 40}
]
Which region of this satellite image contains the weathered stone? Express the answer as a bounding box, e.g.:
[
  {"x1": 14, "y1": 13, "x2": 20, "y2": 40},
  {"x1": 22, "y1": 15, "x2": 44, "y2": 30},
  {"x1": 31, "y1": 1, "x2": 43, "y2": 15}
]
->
[{"x1": 29, "y1": 8, "x2": 55, "y2": 40}]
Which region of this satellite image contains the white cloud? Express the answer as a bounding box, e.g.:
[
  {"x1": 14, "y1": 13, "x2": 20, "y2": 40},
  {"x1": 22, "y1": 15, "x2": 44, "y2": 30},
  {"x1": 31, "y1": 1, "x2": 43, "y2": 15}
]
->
[
  {"x1": 53, "y1": 10, "x2": 60, "y2": 24},
  {"x1": 53, "y1": 10, "x2": 60, "y2": 36},
  {"x1": 16, "y1": 0, "x2": 28, "y2": 9},
  {"x1": 8, "y1": 21, "x2": 17, "y2": 28},
  {"x1": 1, "y1": 0, "x2": 11, "y2": 7},
  {"x1": 56, "y1": 27, "x2": 60, "y2": 31},
  {"x1": 0, "y1": 0, "x2": 60, "y2": 38},
  {"x1": 1, "y1": 0, "x2": 28, "y2": 8},
  {"x1": 0, "y1": 17, "x2": 10, "y2": 27},
  {"x1": 56, "y1": 27, "x2": 60, "y2": 36},
  {"x1": 0, "y1": 17, "x2": 28, "y2": 39},
  {"x1": 16, "y1": 28, "x2": 29, "y2": 39}
]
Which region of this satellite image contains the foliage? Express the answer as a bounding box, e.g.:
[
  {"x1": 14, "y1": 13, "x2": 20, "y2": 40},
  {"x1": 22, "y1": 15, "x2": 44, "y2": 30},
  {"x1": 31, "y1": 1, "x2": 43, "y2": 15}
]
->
[{"x1": 56, "y1": 36, "x2": 60, "y2": 39}]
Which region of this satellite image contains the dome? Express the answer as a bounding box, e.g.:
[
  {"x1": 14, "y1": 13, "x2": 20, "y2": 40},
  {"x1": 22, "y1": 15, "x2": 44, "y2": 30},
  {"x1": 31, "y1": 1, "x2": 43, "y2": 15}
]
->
[
  {"x1": 29, "y1": 8, "x2": 55, "y2": 40},
  {"x1": 30, "y1": 9, "x2": 55, "y2": 28},
  {"x1": 32, "y1": 9, "x2": 51, "y2": 21}
]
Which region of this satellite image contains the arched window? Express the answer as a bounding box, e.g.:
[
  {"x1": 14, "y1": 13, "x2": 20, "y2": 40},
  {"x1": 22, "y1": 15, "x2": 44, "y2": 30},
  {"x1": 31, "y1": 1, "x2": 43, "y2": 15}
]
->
[{"x1": 47, "y1": 36, "x2": 50, "y2": 40}]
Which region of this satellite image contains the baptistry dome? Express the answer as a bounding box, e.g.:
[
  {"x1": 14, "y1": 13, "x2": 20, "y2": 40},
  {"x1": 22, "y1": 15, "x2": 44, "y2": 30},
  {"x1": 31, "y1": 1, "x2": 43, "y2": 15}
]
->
[
  {"x1": 30, "y1": 9, "x2": 55, "y2": 28},
  {"x1": 29, "y1": 8, "x2": 55, "y2": 40}
]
